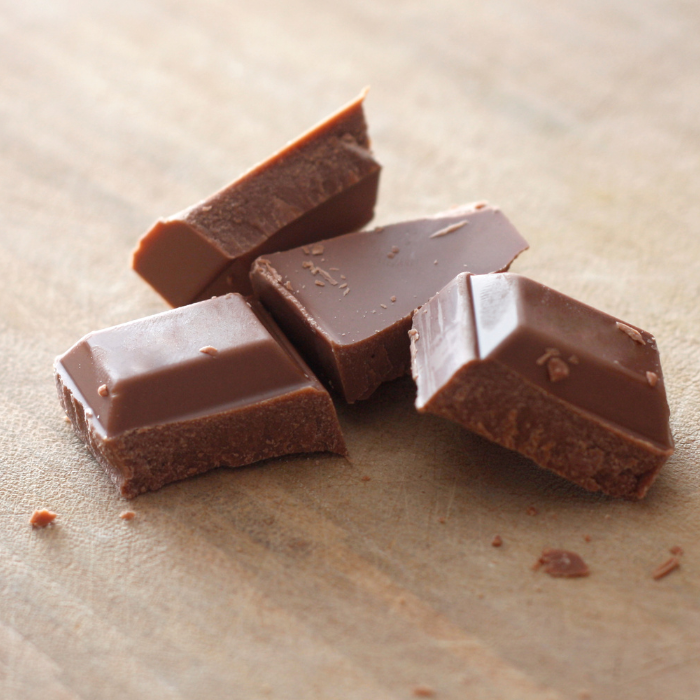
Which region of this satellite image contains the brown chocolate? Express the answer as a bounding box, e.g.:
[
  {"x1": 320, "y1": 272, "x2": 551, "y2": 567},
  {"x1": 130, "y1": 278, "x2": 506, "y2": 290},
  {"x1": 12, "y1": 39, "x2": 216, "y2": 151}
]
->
[
  {"x1": 410, "y1": 273, "x2": 674, "y2": 499},
  {"x1": 651, "y1": 556, "x2": 680, "y2": 580},
  {"x1": 534, "y1": 549, "x2": 590, "y2": 577},
  {"x1": 55, "y1": 294, "x2": 346, "y2": 498},
  {"x1": 250, "y1": 204, "x2": 528, "y2": 402},
  {"x1": 132, "y1": 90, "x2": 381, "y2": 306},
  {"x1": 30, "y1": 509, "x2": 57, "y2": 528}
]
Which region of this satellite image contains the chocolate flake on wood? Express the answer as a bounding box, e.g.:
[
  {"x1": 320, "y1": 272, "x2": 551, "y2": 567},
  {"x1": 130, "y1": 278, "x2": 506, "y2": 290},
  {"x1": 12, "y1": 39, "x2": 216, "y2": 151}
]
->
[{"x1": 534, "y1": 549, "x2": 590, "y2": 578}]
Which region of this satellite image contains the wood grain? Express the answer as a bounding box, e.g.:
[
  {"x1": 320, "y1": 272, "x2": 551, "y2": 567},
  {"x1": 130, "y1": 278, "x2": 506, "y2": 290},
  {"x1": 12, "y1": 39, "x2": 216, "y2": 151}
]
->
[{"x1": 1, "y1": 0, "x2": 699, "y2": 698}]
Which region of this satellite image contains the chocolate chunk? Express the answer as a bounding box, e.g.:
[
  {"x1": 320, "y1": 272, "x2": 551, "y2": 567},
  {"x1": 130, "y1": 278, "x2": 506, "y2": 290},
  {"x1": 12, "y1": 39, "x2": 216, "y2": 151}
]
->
[
  {"x1": 132, "y1": 90, "x2": 381, "y2": 306},
  {"x1": 55, "y1": 294, "x2": 346, "y2": 498},
  {"x1": 410, "y1": 273, "x2": 674, "y2": 498},
  {"x1": 250, "y1": 204, "x2": 528, "y2": 402},
  {"x1": 534, "y1": 549, "x2": 590, "y2": 577}
]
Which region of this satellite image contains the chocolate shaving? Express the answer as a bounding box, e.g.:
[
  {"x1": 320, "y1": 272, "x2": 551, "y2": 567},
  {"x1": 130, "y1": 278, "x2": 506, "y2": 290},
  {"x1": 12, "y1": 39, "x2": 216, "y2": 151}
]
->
[
  {"x1": 429, "y1": 220, "x2": 469, "y2": 239},
  {"x1": 120, "y1": 511, "x2": 136, "y2": 520},
  {"x1": 314, "y1": 280, "x2": 325, "y2": 287},
  {"x1": 536, "y1": 348, "x2": 561, "y2": 366},
  {"x1": 316, "y1": 268, "x2": 338, "y2": 285},
  {"x1": 199, "y1": 346, "x2": 218, "y2": 356},
  {"x1": 343, "y1": 288, "x2": 350, "y2": 296},
  {"x1": 380, "y1": 304, "x2": 387, "y2": 309},
  {"x1": 534, "y1": 549, "x2": 590, "y2": 578},
  {"x1": 98, "y1": 384, "x2": 109, "y2": 397},
  {"x1": 547, "y1": 356, "x2": 570, "y2": 382},
  {"x1": 284, "y1": 281, "x2": 293, "y2": 292},
  {"x1": 646, "y1": 371, "x2": 659, "y2": 387},
  {"x1": 652, "y1": 556, "x2": 680, "y2": 580},
  {"x1": 616, "y1": 322, "x2": 645, "y2": 344}
]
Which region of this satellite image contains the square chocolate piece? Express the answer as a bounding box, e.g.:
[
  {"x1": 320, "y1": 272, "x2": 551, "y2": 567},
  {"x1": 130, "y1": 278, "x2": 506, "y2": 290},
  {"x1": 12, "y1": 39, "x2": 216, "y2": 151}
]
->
[
  {"x1": 410, "y1": 273, "x2": 674, "y2": 498},
  {"x1": 250, "y1": 203, "x2": 528, "y2": 402},
  {"x1": 55, "y1": 295, "x2": 346, "y2": 498},
  {"x1": 132, "y1": 89, "x2": 381, "y2": 306}
]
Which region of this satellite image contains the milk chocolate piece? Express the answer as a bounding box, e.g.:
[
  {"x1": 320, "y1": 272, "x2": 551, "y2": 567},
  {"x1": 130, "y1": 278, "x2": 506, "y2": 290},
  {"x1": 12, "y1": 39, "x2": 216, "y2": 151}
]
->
[
  {"x1": 132, "y1": 90, "x2": 381, "y2": 306},
  {"x1": 250, "y1": 204, "x2": 528, "y2": 403},
  {"x1": 55, "y1": 295, "x2": 346, "y2": 498},
  {"x1": 410, "y1": 273, "x2": 674, "y2": 499}
]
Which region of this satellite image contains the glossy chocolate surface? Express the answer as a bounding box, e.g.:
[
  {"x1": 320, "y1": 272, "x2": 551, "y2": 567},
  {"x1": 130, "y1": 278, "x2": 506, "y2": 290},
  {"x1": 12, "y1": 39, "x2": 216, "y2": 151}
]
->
[
  {"x1": 132, "y1": 90, "x2": 381, "y2": 306},
  {"x1": 55, "y1": 295, "x2": 346, "y2": 497},
  {"x1": 251, "y1": 204, "x2": 528, "y2": 402},
  {"x1": 411, "y1": 273, "x2": 674, "y2": 498},
  {"x1": 56, "y1": 295, "x2": 317, "y2": 438}
]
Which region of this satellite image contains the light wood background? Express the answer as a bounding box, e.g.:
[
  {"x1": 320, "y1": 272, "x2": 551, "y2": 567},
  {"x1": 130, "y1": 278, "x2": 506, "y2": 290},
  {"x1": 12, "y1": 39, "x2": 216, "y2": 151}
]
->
[{"x1": 1, "y1": 1, "x2": 699, "y2": 698}]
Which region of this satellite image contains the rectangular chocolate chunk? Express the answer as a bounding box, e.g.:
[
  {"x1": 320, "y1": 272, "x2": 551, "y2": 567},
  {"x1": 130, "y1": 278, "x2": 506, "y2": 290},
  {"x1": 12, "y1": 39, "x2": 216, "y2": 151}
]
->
[
  {"x1": 55, "y1": 294, "x2": 346, "y2": 498},
  {"x1": 132, "y1": 89, "x2": 381, "y2": 306},
  {"x1": 410, "y1": 272, "x2": 674, "y2": 498},
  {"x1": 250, "y1": 203, "x2": 528, "y2": 403}
]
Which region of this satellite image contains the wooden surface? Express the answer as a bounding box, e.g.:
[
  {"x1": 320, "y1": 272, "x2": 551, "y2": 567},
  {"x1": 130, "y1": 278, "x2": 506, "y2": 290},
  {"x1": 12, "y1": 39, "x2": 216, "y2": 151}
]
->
[{"x1": 1, "y1": 1, "x2": 699, "y2": 698}]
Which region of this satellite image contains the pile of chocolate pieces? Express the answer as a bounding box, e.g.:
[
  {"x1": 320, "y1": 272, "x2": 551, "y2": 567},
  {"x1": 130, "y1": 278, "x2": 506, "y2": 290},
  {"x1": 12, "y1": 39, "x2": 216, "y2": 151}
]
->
[{"x1": 55, "y1": 90, "x2": 673, "y2": 500}]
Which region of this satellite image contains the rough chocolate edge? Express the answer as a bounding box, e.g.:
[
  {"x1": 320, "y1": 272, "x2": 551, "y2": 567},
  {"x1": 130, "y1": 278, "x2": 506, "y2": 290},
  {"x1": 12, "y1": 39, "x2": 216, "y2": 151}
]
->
[
  {"x1": 420, "y1": 359, "x2": 672, "y2": 499},
  {"x1": 56, "y1": 370, "x2": 347, "y2": 499}
]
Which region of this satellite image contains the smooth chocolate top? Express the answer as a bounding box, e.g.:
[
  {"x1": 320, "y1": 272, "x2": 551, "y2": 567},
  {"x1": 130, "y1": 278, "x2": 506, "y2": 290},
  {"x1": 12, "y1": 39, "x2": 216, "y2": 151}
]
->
[
  {"x1": 55, "y1": 295, "x2": 320, "y2": 439},
  {"x1": 252, "y1": 204, "x2": 528, "y2": 347},
  {"x1": 412, "y1": 273, "x2": 673, "y2": 450}
]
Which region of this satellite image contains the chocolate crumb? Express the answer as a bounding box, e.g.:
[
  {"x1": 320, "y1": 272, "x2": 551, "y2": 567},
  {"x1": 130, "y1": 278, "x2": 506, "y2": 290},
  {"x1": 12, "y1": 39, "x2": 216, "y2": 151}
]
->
[
  {"x1": 526, "y1": 506, "x2": 539, "y2": 516},
  {"x1": 199, "y1": 346, "x2": 218, "y2": 356},
  {"x1": 437, "y1": 517, "x2": 446, "y2": 524},
  {"x1": 380, "y1": 304, "x2": 387, "y2": 309},
  {"x1": 547, "y1": 356, "x2": 570, "y2": 382},
  {"x1": 343, "y1": 289, "x2": 350, "y2": 296},
  {"x1": 474, "y1": 202, "x2": 488, "y2": 210},
  {"x1": 429, "y1": 220, "x2": 469, "y2": 239},
  {"x1": 63, "y1": 415, "x2": 71, "y2": 424},
  {"x1": 433, "y1": 260, "x2": 438, "y2": 265},
  {"x1": 652, "y1": 556, "x2": 680, "y2": 580},
  {"x1": 408, "y1": 329, "x2": 420, "y2": 341},
  {"x1": 302, "y1": 261, "x2": 313, "y2": 269},
  {"x1": 492, "y1": 535, "x2": 503, "y2": 547},
  {"x1": 413, "y1": 685, "x2": 435, "y2": 697},
  {"x1": 30, "y1": 509, "x2": 57, "y2": 528},
  {"x1": 311, "y1": 244, "x2": 324, "y2": 255},
  {"x1": 284, "y1": 281, "x2": 293, "y2": 292},
  {"x1": 315, "y1": 280, "x2": 325, "y2": 287},
  {"x1": 583, "y1": 534, "x2": 592, "y2": 543},
  {"x1": 534, "y1": 549, "x2": 590, "y2": 577},
  {"x1": 316, "y1": 268, "x2": 338, "y2": 285},
  {"x1": 568, "y1": 355, "x2": 580, "y2": 365},
  {"x1": 536, "y1": 348, "x2": 561, "y2": 366},
  {"x1": 339, "y1": 283, "x2": 347, "y2": 289},
  {"x1": 387, "y1": 252, "x2": 395, "y2": 259},
  {"x1": 391, "y1": 246, "x2": 400, "y2": 254},
  {"x1": 360, "y1": 475, "x2": 371, "y2": 482},
  {"x1": 646, "y1": 371, "x2": 659, "y2": 387},
  {"x1": 578, "y1": 691, "x2": 591, "y2": 700},
  {"x1": 616, "y1": 321, "x2": 645, "y2": 344},
  {"x1": 120, "y1": 511, "x2": 135, "y2": 520},
  {"x1": 340, "y1": 274, "x2": 346, "y2": 280},
  {"x1": 670, "y1": 545, "x2": 684, "y2": 556},
  {"x1": 329, "y1": 267, "x2": 340, "y2": 271},
  {"x1": 302, "y1": 245, "x2": 311, "y2": 255},
  {"x1": 390, "y1": 296, "x2": 396, "y2": 302},
  {"x1": 97, "y1": 384, "x2": 109, "y2": 397}
]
